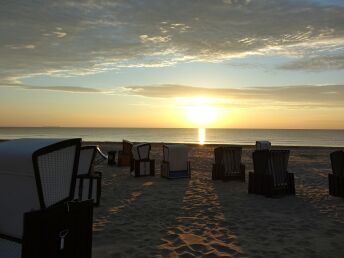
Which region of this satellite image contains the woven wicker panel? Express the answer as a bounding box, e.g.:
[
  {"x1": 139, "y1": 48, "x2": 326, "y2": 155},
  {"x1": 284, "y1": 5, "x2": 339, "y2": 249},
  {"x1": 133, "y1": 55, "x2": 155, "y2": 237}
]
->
[{"x1": 37, "y1": 145, "x2": 76, "y2": 207}]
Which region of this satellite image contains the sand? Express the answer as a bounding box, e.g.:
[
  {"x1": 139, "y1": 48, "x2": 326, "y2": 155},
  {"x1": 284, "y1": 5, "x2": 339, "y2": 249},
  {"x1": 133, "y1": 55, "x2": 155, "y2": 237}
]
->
[{"x1": 89, "y1": 143, "x2": 344, "y2": 258}]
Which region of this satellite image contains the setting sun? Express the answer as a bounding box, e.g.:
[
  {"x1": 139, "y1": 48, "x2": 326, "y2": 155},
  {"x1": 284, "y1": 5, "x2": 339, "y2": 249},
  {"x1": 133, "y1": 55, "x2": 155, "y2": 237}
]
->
[{"x1": 186, "y1": 105, "x2": 218, "y2": 126}]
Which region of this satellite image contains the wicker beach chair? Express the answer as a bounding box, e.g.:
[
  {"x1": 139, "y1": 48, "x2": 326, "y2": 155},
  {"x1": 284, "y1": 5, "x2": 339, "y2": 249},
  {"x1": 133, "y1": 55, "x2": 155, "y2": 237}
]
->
[
  {"x1": 74, "y1": 145, "x2": 103, "y2": 206},
  {"x1": 131, "y1": 143, "x2": 155, "y2": 177},
  {"x1": 329, "y1": 150, "x2": 344, "y2": 197},
  {"x1": 248, "y1": 150, "x2": 295, "y2": 197},
  {"x1": 161, "y1": 144, "x2": 191, "y2": 179},
  {"x1": 212, "y1": 146, "x2": 245, "y2": 181},
  {"x1": 0, "y1": 138, "x2": 93, "y2": 258},
  {"x1": 117, "y1": 139, "x2": 134, "y2": 167}
]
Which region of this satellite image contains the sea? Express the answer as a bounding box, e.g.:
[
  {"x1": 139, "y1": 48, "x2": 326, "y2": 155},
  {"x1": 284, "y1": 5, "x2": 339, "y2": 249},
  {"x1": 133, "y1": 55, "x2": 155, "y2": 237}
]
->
[{"x1": 0, "y1": 127, "x2": 343, "y2": 147}]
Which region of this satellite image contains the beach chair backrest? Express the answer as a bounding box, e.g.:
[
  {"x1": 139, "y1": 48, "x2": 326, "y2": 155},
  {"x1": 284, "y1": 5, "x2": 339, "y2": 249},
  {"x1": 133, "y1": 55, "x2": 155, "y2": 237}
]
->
[
  {"x1": 269, "y1": 150, "x2": 290, "y2": 186},
  {"x1": 122, "y1": 140, "x2": 133, "y2": 154},
  {"x1": 132, "y1": 143, "x2": 151, "y2": 160},
  {"x1": 77, "y1": 146, "x2": 97, "y2": 175},
  {"x1": 221, "y1": 147, "x2": 242, "y2": 175},
  {"x1": 330, "y1": 151, "x2": 344, "y2": 177},
  {"x1": 163, "y1": 144, "x2": 188, "y2": 171},
  {"x1": 253, "y1": 150, "x2": 269, "y2": 174}
]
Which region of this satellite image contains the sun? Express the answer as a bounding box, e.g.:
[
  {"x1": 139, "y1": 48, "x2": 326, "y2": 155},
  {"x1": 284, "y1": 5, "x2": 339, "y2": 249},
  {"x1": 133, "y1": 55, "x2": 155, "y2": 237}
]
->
[{"x1": 186, "y1": 105, "x2": 218, "y2": 126}]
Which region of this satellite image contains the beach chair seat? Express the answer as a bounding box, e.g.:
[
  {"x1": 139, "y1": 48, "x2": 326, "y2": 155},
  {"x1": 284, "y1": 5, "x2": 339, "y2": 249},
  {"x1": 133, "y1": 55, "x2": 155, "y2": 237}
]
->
[
  {"x1": 118, "y1": 140, "x2": 133, "y2": 167},
  {"x1": 74, "y1": 145, "x2": 103, "y2": 206},
  {"x1": 131, "y1": 143, "x2": 155, "y2": 177},
  {"x1": 161, "y1": 144, "x2": 191, "y2": 179},
  {"x1": 0, "y1": 138, "x2": 93, "y2": 258},
  {"x1": 329, "y1": 150, "x2": 344, "y2": 197},
  {"x1": 248, "y1": 150, "x2": 295, "y2": 197},
  {"x1": 212, "y1": 146, "x2": 245, "y2": 181}
]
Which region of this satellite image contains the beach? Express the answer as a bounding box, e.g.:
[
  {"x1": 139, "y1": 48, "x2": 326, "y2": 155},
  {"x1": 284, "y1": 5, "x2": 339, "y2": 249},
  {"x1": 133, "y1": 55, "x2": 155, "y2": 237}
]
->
[{"x1": 90, "y1": 142, "x2": 344, "y2": 258}]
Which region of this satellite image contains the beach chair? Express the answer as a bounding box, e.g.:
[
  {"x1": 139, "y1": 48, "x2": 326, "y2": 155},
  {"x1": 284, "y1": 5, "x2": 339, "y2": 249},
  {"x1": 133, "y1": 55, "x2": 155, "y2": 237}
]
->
[
  {"x1": 0, "y1": 138, "x2": 93, "y2": 258},
  {"x1": 329, "y1": 150, "x2": 344, "y2": 197},
  {"x1": 118, "y1": 139, "x2": 133, "y2": 167},
  {"x1": 248, "y1": 150, "x2": 295, "y2": 197},
  {"x1": 74, "y1": 145, "x2": 103, "y2": 206},
  {"x1": 161, "y1": 144, "x2": 191, "y2": 179},
  {"x1": 212, "y1": 146, "x2": 245, "y2": 181},
  {"x1": 131, "y1": 143, "x2": 155, "y2": 177}
]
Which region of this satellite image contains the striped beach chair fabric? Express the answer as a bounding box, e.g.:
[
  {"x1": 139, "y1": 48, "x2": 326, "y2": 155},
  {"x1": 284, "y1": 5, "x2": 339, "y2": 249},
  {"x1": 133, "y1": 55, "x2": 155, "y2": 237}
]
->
[{"x1": 212, "y1": 146, "x2": 245, "y2": 181}]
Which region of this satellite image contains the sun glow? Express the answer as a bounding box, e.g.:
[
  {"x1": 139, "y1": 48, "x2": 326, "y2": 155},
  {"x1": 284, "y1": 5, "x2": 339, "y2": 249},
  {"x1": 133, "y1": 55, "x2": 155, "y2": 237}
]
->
[{"x1": 177, "y1": 96, "x2": 220, "y2": 127}]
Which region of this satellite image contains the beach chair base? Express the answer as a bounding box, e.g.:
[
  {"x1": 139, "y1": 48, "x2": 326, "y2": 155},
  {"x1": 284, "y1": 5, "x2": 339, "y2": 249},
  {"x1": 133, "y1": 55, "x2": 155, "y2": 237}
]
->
[
  {"x1": 131, "y1": 159, "x2": 155, "y2": 177},
  {"x1": 329, "y1": 174, "x2": 344, "y2": 197},
  {"x1": 212, "y1": 164, "x2": 245, "y2": 182},
  {"x1": 21, "y1": 200, "x2": 93, "y2": 258},
  {"x1": 75, "y1": 172, "x2": 102, "y2": 206},
  {"x1": 161, "y1": 161, "x2": 191, "y2": 179},
  {"x1": 248, "y1": 172, "x2": 295, "y2": 197}
]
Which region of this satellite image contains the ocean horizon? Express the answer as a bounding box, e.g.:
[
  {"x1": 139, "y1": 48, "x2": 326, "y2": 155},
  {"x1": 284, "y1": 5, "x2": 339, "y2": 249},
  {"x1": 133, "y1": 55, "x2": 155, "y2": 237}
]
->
[{"x1": 0, "y1": 127, "x2": 343, "y2": 147}]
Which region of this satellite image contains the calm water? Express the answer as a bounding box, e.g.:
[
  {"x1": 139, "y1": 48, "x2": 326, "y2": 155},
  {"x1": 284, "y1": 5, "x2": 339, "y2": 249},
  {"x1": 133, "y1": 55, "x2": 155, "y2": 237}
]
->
[{"x1": 0, "y1": 127, "x2": 343, "y2": 147}]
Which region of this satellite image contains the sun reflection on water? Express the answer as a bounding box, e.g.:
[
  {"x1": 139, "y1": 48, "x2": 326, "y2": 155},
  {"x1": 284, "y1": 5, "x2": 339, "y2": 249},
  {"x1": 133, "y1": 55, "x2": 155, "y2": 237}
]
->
[{"x1": 198, "y1": 128, "x2": 206, "y2": 145}]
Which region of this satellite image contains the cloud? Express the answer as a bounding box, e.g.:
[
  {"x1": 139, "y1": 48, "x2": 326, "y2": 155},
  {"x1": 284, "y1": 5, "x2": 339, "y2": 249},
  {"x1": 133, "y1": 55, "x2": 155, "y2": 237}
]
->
[
  {"x1": 122, "y1": 84, "x2": 344, "y2": 109},
  {"x1": 0, "y1": 0, "x2": 343, "y2": 84},
  {"x1": 279, "y1": 55, "x2": 344, "y2": 71}
]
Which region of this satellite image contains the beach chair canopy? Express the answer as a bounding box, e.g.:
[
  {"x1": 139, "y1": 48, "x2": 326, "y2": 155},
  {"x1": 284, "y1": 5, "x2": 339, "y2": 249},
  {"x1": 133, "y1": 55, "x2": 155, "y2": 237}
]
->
[
  {"x1": 256, "y1": 141, "x2": 271, "y2": 150},
  {"x1": 330, "y1": 151, "x2": 344, "y2": 177},
  {"x1": 214, "y1": 146, "x2": 242, "y2": 175},
  {"x1": 0, "y1": 138, "x2": 81, "y2": 240},
  {"x1": 163, "y1": 144, "x2": 188, "y2": 171},
  {"x1": 132, "y1": 143, "x2": 151, "y2": 160}
]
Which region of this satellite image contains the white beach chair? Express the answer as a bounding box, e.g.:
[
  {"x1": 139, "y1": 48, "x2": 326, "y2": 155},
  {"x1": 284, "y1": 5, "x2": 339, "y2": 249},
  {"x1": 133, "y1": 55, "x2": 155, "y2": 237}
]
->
[
  {"x1": 74, "y1": 145, "x2": 103, "y2": 206},
  {"x1": 131, "y1": 143, "x2": 155, "y2": 177},
  {"x1": 0, "y1": 138, "x2": 81, "y2": 257},
  {"x1": 161, "y1": 144, "x2": 191, "y2": 179},
  {"x1": 256, "y1": 141, "x2": 271, "y2": 150}
]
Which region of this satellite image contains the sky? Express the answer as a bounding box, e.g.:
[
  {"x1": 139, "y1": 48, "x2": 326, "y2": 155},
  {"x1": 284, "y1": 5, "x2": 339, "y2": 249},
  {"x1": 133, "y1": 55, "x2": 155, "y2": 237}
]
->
[{"x1": 0, "y1": 0, "x2": 343, "y2": 129}]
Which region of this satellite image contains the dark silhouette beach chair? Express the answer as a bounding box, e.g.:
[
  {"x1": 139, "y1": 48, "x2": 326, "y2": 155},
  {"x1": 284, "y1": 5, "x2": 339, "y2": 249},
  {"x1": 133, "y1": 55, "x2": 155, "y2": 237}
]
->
[
  {"x1": 0, "y1": 138, "x2": 93, "y2": 258},
  {"x1": 74, "y1": 145, "x2": 103, "y2": 206},
  {"x1": 212, "y1": 146, "x2": 245, "y2": 181},
  {"x1": 117, "y1": 139, "x2": 133, "y2": 167},
  {"x1": 329, "y1": 150, "x2": 344, "y2": 197},
  {"x1": 248, "y1": 150, "x2": 295, "y2": 197},
  {"x1": 131, "y1": 143, "x2": 155, "y2": 177},
  {"x1": 161, "y1": 144, "x2": 191, "y2": 179}
]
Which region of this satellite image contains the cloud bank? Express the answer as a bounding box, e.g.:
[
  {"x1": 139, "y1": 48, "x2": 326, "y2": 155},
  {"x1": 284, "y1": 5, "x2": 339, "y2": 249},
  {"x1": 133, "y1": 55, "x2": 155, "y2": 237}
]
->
[{"x1": 0, "y1": 0, "x2": 343, "y2": 84}]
